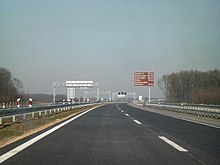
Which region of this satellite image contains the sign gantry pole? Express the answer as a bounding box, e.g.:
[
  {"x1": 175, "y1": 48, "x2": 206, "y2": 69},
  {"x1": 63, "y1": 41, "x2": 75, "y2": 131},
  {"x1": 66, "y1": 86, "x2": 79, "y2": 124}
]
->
[
  {"x1": 53, "y1": 82, "x2": 60, "y2": 103},
  {"x1": 53, "y1": 87, "x2": 56, "y2": 103},
  {"x1": 97, "y1": 87, "x2": 99, "y2": 101}
]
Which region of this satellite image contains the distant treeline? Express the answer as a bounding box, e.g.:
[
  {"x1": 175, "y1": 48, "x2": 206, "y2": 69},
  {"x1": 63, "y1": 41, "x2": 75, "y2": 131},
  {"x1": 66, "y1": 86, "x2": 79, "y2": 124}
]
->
[
  {"x1": 0, "y1": 67, "x2": 94, "y2": 103},
  {"x1": 0, "y1": 67, "x2": 67, "y2": 102},
  {"x1": 158, "y1": 69, "x2": 220, "y2": 104},
  {"x1": 0, "y1": 67, "x2": 23, "y2": 102}
]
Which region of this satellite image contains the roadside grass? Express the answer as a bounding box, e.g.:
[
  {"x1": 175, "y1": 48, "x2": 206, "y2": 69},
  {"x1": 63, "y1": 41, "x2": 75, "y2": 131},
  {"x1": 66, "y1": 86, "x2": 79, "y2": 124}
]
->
[{"x1": 0, "y1": 105, "x2": 99, "y2": 148}]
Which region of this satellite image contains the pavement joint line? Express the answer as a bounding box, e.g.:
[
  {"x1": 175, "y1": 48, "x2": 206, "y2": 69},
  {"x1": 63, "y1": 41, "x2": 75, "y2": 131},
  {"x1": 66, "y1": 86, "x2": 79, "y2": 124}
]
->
[
  {"x1": 133, "y1": 119, "x2": 142, "y2": 125},
  {"x1": 0, "y1": 106, "x2": 98, "y2": 164},
  {"x1": 158, "y1": 136, "x2": 188, "y2": 152}
]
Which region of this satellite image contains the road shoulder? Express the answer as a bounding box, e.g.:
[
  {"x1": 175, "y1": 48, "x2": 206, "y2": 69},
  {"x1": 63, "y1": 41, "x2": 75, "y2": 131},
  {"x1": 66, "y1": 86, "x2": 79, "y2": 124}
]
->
[{"x1": 128, "y1": 103, "x2": 220, "y2": 128}]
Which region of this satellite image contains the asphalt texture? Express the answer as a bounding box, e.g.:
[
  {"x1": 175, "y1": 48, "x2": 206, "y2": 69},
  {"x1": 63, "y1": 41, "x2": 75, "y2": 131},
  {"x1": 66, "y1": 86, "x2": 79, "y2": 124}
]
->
[{"x1": 1, "y1": 103, "x2": 220, "y2": 165}]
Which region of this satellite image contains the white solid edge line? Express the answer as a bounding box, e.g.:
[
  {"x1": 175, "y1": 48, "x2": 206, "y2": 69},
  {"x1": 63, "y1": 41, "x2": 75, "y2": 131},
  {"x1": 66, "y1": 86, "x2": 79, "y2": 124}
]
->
[
  {"x1": 125, "y1": 113, "x2": 130, "y2": 116},
  {"x1": 159, "y1": 136, "x2": 188, "y2": 152},
  {"x1": 133, "y1": 119, "x2": 142, "y2": 125},
  {"x1": 169, "y1": 115, "x2": 220, "y2": 129},
  {"x1": 0, "y1": 107, "x2": 96, "y2": 164}
]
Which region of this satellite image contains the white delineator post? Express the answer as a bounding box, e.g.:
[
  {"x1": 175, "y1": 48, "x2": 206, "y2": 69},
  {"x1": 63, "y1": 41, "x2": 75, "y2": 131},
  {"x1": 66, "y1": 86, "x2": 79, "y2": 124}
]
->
[
  {"x1": 17, "y1": 98, "x2": 21, "y2": 108},
  {"x1": 29, "y1": 98, "x2": 33, "y2": 108}
]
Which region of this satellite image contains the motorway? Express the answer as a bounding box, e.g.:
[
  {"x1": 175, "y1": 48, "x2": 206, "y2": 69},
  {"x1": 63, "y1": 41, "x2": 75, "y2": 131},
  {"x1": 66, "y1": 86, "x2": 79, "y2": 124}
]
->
[{"x1": 0, "y1": 103, "x2": 220, "y2": 165}]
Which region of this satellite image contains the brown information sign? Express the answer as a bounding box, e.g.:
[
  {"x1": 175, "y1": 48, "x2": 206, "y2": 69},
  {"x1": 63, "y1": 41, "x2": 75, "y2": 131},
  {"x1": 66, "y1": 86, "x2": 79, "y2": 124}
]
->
[{"x1": 134, "y1": 72, "x2": 154, "y2": 86}]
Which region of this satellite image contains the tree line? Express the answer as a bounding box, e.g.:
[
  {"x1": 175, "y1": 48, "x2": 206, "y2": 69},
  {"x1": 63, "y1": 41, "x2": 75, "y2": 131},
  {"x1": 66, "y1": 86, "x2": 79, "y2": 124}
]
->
[
  {"x1": 1, "y1": 67, "x2": 220, "y2": 104},
  {"x1": 158, "y1": 69, "x2": 220, "y2": 104},
  {"x1": 0, "y1": 67, "x2": 23, "y2": 102}
]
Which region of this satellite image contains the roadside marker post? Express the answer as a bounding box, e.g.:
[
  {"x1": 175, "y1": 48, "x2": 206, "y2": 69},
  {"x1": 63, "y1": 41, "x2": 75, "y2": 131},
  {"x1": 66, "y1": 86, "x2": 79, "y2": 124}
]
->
[{"x1": 17, "y1": 98, "x2": 21, "y2": 108}]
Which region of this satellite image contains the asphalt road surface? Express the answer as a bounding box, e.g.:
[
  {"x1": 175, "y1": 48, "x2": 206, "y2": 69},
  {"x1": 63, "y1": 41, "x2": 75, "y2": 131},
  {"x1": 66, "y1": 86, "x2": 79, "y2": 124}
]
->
[{"x1": 1, "y1": 103, "x2": 220, "y2": 165}]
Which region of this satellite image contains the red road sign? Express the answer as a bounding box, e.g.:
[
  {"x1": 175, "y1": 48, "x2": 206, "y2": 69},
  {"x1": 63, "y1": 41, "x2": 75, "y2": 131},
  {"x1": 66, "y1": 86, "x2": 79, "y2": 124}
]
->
[{"x1": 134, "y1": 72, "x2": 154, "y2": 86}]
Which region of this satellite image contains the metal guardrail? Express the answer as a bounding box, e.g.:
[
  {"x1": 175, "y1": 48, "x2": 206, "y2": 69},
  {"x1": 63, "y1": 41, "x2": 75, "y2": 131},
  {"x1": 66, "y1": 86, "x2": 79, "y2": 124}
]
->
[
  {"x1": 141, "y1": 102, "x2": 220, "y2": 119},
  {"x1": 0, "y1": 103, "x2": 98, "y2": 125},
  {"x1": 0, "y1": 102, "x2": 92, "y2": 117}
]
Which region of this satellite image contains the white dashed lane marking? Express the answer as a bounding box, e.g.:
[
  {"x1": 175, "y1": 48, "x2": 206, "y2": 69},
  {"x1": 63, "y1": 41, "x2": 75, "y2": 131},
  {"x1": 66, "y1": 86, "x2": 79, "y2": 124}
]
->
[
  {"x1": 116, "y1": 104, "x2": 189, "y2": 154},
  {"x1": 158, "y1": 136, "x2": 188, "y2": 152},
  {"x1": 133, "y1": 120, "x2": 142, "y2": 125}
]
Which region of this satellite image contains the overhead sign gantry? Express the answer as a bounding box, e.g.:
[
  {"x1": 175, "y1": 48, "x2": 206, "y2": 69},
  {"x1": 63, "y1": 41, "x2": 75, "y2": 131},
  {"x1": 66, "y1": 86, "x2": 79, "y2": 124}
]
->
[{"x1": 53, "y1": 81, "x2": 99, "y2": 102}]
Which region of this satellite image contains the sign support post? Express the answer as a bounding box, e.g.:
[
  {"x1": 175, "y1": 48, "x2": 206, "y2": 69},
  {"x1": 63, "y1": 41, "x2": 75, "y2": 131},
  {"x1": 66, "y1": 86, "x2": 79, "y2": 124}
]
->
[
  {"x1": 134, "y1": 72, "x2": 154, "y2": 103},
  {"x1": 97, "y1": 87, "x2": 99, "y2": 102}
]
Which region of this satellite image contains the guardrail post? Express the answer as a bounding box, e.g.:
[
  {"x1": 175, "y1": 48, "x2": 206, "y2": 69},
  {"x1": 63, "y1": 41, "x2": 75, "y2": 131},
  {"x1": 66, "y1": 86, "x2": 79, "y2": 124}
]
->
[
  {"x1": 23, "y1": 114, "x2": 26, "y2": 120},
  {"x1": 0, "y1": 118, "x2": 2, "y2": 125},
  {"x1": 13, "y1": 115, "x2": 15, "y2": 122},
  {"x1": 39, "y1": 111, "x2": 41, "y2": 116},
  {"x1": 32, "y1": 112, "x2": 35, "y2": 118}
]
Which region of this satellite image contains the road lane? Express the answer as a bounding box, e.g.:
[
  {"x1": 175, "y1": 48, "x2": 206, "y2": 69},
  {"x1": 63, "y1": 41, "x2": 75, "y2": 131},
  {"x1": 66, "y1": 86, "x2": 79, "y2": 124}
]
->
[
  {"x1": 1, "y1": 104, "x2": 217, "y2": 164},
  {"x1": 119, "y1": 103, "x2": 220, "y2": 164}
]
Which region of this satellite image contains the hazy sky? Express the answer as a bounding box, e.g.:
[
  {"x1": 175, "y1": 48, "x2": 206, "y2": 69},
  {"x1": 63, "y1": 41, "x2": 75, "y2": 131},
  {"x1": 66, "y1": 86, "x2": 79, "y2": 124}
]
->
[{"x1": 0, "y1": 0, "x2": 220, "y2": 98}]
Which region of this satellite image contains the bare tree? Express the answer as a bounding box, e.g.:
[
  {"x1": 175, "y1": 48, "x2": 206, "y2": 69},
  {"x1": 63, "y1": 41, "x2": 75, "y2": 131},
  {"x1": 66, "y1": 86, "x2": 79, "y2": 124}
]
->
[
  {"x1": 158, "y1": 69, "x2": 220, "y2": 104},
  {"x1": 0, "y1": 67, "x2": 23, "y2": 102}
]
